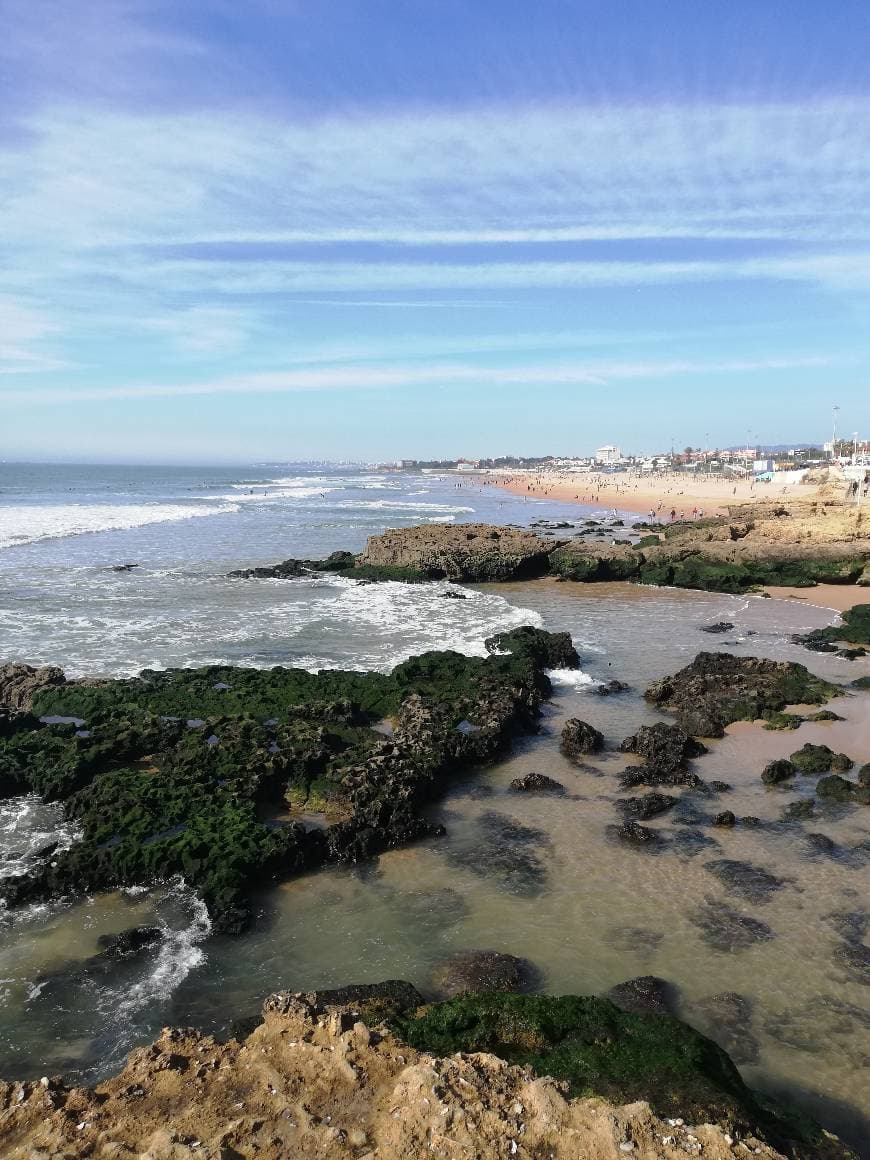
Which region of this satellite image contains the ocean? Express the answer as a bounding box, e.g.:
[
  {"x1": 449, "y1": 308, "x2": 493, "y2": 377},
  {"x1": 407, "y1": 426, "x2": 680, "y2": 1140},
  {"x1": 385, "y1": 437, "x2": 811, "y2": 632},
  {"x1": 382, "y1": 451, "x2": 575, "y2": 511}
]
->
[{"x1": 1, "y1": 462, "x2": 868, "y2": 1149}]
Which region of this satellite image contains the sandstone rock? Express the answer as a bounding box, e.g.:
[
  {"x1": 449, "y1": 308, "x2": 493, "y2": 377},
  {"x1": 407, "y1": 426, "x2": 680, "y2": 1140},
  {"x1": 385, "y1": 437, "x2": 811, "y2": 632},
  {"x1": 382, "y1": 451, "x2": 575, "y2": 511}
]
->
[
  {"x1": 0, "y1": 663, "x2": 66, "y2": 712},
  {"x1": 359, "y1": 523, "x2": 558, "y2": 581}
]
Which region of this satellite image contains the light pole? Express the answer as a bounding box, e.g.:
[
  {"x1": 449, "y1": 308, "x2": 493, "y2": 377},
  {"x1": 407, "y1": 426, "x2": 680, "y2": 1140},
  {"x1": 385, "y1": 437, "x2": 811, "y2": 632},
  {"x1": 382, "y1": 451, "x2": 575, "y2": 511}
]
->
[{"x1": 831, "y1": 404, "x2": 840, "y2": 459}]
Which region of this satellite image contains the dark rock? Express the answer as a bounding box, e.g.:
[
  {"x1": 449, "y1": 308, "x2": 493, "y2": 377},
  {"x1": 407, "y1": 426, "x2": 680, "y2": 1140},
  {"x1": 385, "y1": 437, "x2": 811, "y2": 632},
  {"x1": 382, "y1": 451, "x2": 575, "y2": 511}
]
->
[
  {"x1": 96, "y1": 926, "x2": 163, "y2": 961},
  {"x1": 708, "y1": 781, "x2": 732, "y2": 793},
  {"x1": 560, "y1": 718, "x2": 604, "y2": 760},
  {"x1": 618, "y1": 723, "x2": 706, "y2": 786},
  {"x1": 699, "y1": 622, "x2": 734, "y2": 634},
  {"x1": 761, "y1": 759, "x2": 797, "y2": 785},
  {"x1": 703, "y1": 859, "x2": 786, "y2": 903},
  {"x1": 440, "y1": 589, "x2": 467, "y2": 599},
  {"x1": 607, "y1": 975, "x2": 678, "y2": 1017},
  {"x1": 713, "y1": 811, "x2": 736, "y2": 827},
  {"x1": 509, "y1": 772, "x2": 566, "y2": 794},
  {"x1": 593, "y1": 680, "x2": 630, "y2": 696},
  {"x1": 693, "y1": 992, "x2": 759, "y2": 1065},
  {"x1": 486, "y1": 625, "x2": 580, "y2": 670},
  {"x1": 608, "y1": 820, "x2": 661, "y2": 846},
  {"x1": 857, "y1": 763, "x2": 870, "y2": 787},
  {"x1": 689, "y1": 898, "x2": 776, "y2": 951},
  {"x1": 228, "y1": 558, "x2": 308, "y2": 580},
  {"x1": 110, "y1": 563, "x2": 139, "y2": 572},
  {"x1": 430, "y1": 950, "x2": 541, "y2": 1000},
  {"x1": 645, "y1": 652, "x2": 839, "y2": 738},
  {"x1": 617, "y1": 792, "x2": 675, "y2": 821}
]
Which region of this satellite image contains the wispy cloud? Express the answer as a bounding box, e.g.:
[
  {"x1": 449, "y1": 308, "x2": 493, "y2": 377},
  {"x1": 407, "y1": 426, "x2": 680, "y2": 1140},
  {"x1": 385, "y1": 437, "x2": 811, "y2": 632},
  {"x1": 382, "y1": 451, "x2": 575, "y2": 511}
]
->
[
  {"x1": 0, "y1": 354, "x2": 832, "y2": 405},
  {"x1": 0, "y1": 297, "x2": 67, "y2": 373}
]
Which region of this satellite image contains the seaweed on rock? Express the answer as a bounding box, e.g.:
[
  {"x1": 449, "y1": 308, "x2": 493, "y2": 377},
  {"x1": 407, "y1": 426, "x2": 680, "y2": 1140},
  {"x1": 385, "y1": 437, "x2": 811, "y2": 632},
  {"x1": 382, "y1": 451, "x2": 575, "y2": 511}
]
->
[{"x1": 0, "y1": 627, "x2": 573, "y2": 933}]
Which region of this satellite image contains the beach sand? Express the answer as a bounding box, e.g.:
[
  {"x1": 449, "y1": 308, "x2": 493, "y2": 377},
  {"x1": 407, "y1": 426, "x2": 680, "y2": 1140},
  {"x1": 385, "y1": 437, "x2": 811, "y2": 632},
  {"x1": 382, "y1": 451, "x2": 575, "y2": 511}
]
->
[
  {"x1": 761, "y1": 582, "x2": 869, "y2": 613},
  {"x1": 480, "y1": 470, "x2": 820, "y2": 517}
]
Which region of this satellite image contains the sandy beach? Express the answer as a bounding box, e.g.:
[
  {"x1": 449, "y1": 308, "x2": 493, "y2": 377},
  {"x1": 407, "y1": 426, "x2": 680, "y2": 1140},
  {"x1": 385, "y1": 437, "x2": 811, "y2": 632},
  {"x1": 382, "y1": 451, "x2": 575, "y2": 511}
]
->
[{"x1": 478, "y1": 469, "x2": 820, "y2": 517}]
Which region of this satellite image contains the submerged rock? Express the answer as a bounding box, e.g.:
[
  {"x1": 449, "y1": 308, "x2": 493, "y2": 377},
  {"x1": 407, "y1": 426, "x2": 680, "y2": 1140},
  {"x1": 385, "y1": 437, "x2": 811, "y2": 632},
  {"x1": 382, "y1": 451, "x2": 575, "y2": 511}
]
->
[
  {"x1": 447, "y1": 811, "x2": 550, "y2": 895},
  {"x1": 606, "y1": 975, "x2": 679, "y2": 1017},
  {"x1": 699, "y1": 622, "x2": 734, "y2": 634},
  {"x1": 430, "y1": 950, "x2": 541, "y2": 1000},
  {"x1": 693, "y1": 992, "x2": 759, "y2": 1065},
  {"x1": 607, "y1": 820, "x2": 663, "y2": 847},
  {"x1": 689, "y1": 898, "x2": 776, "y2": 951},
  {"x1": 560, "y1": 718, "x2": 604, "y2": 760},
  {"x1": 703, "y1": 859, "x2": 786, "y2": 903}
]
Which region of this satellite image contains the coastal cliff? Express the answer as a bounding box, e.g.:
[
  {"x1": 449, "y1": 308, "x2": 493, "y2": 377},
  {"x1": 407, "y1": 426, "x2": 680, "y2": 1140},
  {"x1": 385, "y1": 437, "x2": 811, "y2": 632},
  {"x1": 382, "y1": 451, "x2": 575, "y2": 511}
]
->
[{"x1": 0, "y1": 988, "x2": 852, "y2": 1159}]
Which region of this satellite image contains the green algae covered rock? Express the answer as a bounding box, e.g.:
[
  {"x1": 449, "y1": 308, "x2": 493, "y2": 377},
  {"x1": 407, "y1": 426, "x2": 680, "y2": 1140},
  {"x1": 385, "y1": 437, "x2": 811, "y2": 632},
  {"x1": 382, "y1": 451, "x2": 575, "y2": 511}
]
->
[
  {"x1": 391, "y1": 993, "x2": 841, "y2": 1152},
  {"x1": 3, "y1": 628, "x2": 574, "y2": 933},
  {"x1": 790, "y1": 744, "x2": 853, "y2": 775}
]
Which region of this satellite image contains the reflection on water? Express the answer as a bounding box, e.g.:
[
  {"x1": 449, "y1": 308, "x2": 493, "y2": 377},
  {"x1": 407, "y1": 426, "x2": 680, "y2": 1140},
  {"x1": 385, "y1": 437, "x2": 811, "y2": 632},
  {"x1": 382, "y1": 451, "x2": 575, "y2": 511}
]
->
[{"x1": 1, "y1": 581, "x2": 868, "y2": 1148}]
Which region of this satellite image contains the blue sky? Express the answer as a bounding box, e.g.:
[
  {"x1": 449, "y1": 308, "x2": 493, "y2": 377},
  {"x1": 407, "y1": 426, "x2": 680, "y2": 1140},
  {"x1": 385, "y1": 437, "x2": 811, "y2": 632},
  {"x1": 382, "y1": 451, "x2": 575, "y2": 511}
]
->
[{"x1": 2, "y1": 0, "x2": 870, "y2": 463}]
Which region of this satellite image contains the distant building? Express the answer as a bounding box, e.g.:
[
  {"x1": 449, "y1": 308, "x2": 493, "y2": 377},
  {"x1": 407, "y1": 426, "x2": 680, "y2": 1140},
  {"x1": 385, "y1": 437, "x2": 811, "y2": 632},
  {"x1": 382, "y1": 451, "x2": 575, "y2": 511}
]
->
[{"x1": 595, "y1": 445, "x2": 621, "y2": 464}]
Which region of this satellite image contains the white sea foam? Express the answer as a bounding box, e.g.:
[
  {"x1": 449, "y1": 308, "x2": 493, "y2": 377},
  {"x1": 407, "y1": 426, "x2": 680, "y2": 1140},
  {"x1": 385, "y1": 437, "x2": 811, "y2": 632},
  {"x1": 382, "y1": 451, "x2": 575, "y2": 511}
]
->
[
  {"x1": 114, "y1": 880, "x2": 211, "y2": 1022},
  {"x1": 0, "y1": 795, "x2": 82, "y2": 882},
  {"x1": 333, "y1": 499, "x2": 475, "y2": 514},
  {"x1": 546, "y1": 668, "x2": 598, "y2": 689},
  {"x1": 0, "y1": 503, "x2": 238, "y2": 550}
]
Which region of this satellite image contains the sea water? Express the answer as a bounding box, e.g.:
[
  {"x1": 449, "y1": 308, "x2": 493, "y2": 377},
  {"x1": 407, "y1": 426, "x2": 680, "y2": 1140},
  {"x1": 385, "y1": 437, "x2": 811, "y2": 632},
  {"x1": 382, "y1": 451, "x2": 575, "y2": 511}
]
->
[{"x1": 0, "y1": 464, "x2": 868, "y2": 1151}]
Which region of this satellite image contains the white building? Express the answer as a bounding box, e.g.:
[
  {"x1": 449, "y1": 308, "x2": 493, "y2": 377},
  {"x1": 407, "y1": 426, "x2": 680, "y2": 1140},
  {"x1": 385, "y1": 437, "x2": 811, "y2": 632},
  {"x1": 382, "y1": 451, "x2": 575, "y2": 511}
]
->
[{"x1": 595, "y1": 445, "x2": 621, "y2": 464}]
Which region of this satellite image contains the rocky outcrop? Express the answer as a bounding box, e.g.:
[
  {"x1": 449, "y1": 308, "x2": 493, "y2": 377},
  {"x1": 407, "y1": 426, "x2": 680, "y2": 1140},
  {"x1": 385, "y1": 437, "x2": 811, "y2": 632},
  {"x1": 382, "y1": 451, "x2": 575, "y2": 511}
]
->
[
  {"x1": 0, "y1": 662, "x2": 66, "y2": 711},
  {"x1": 509, "y1": 772, "x2": 566, "y2": 794},
  {"x1": 360, "y1": 522, "x2": 559, "y2": 581},
  {"x1": 645, "y1": 653, "x2": 840, "y2": 738},
  {"x1": 0, "y1": 627, "x2": 573, "y2": 933},
  {"x1": 0, "y1": 990, "x2": 828, "y2": 1160}
]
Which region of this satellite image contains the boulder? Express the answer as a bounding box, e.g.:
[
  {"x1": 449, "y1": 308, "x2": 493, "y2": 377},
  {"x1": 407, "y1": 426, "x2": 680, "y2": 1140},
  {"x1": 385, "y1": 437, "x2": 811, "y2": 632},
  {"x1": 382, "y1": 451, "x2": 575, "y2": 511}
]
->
[
  {"x1": 761, "y1": 759, "x2": 798, "y2": 785},
  {"x1": 593, "y1": 679, "x2": 630, "y2": 696},
  {"x1": 430, "y1": 950, "x2": 540, "y2": 1000},
  {"x1": 618, "y1": 723, "x2": 706, "y2": 785},
  {"x1": 609, "y1": 820, "x2": 661, "y2": 845},
  {"x1": 560, "y1": 719, "x2": 604, "y2": 760},
  {"x1": 790, "y1": 743, "x2": 853, "y2": 775},
  {"x1": 607, "y1": 975, "x2": 679, "y2": 1017}
]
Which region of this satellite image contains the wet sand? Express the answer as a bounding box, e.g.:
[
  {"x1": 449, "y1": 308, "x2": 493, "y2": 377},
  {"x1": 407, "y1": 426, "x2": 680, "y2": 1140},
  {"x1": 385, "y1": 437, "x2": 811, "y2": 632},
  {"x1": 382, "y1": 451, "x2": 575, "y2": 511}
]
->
[{"x1": 762, "y1": 583, "x2": 870, "y2": 613}]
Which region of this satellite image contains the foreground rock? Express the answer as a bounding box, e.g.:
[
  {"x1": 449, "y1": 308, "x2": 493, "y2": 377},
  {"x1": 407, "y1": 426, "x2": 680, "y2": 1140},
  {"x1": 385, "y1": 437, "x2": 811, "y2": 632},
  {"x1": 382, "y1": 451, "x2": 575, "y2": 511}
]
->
[
  {"x1": 645, "y1": 652, "x2": 840, "y2": 738},
  {"x1": 619, "y1": 722, "x2": 707, "y2": 786},
  {"x1": 1, "y1": 989, "x2": 839, "y2": 1160},
  {"x1": 0, "y1": 627, "x2": 572, "y2": 933}
]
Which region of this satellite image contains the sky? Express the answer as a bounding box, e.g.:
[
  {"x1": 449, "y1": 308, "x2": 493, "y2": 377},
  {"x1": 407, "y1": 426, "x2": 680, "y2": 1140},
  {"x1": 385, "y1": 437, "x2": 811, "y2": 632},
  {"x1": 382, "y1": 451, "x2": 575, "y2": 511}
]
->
[{"x1": 2, "y1": 0, "x2": 870, "y2": 464}]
